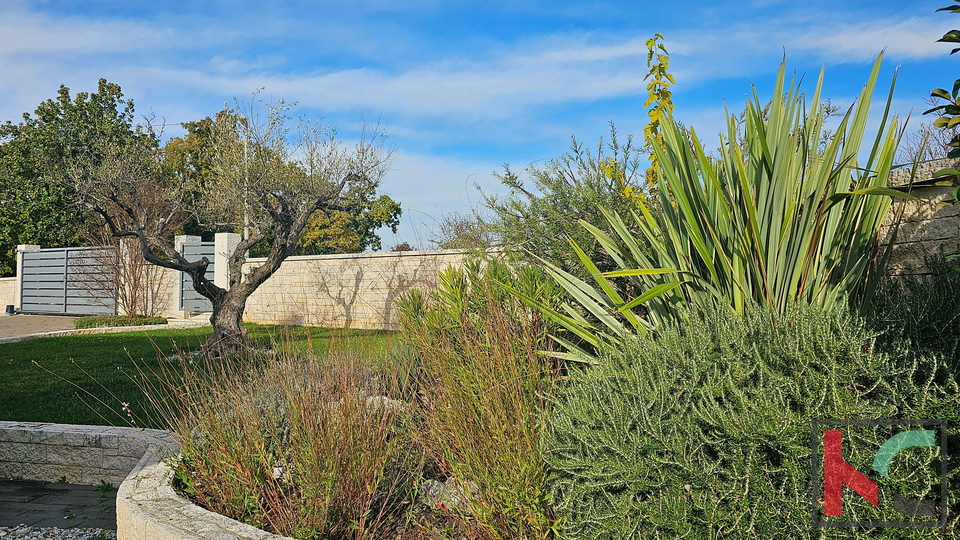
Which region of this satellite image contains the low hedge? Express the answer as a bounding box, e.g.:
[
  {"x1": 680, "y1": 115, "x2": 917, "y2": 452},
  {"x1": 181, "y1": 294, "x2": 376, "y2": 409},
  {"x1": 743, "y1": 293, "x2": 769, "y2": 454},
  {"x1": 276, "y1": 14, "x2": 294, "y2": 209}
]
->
[
  {"x1": 74, "y1": 315, "x2": 168, "y2": 329},
  {"x1": 545, "y1": 304, "x2": 959, "y2": 539}
]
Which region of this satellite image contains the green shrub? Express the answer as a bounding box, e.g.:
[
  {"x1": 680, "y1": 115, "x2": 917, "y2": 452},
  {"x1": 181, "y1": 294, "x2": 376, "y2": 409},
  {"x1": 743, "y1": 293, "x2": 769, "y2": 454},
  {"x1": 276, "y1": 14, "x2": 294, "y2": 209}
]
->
[
  {"x1": 397, "y1": 258, "x2": 561, "y2": 539},
  {"x1": 545, "y1": 304, "x2": 959, "y2": 539},
  {"x1": 484, "y1": 126, "x2": 650, "y2": 283},
  {"x1": 869, "y1": 255, "x2": 960, "y2": 359},
  {"x1": 74, "y1": 314, "x2": 167, "y2": 329}
]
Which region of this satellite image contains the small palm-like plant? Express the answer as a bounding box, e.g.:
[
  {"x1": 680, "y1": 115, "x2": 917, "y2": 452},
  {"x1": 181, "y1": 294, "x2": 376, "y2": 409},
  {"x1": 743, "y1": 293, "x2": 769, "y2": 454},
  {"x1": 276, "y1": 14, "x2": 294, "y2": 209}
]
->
[{"x1": 518, "y1": 54, "x2": 915, "y2": 364}]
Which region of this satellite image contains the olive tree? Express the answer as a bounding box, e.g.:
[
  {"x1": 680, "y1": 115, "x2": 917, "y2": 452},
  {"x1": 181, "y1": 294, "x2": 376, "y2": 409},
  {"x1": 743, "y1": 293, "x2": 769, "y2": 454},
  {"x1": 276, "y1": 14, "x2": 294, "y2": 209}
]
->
[{"x1": 72, "y1": 96, "x2": 394, "y2": 355}]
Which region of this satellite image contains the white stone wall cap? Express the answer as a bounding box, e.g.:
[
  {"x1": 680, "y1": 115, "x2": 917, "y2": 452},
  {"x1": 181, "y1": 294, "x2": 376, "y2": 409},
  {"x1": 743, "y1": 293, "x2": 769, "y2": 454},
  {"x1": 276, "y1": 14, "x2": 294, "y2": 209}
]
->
[
  {"x1": 244, "y1": 246, "x2": 499, "y2": 264},
  {"x1": 117, "y1": 449, "x2": 292, "y2": 540}
]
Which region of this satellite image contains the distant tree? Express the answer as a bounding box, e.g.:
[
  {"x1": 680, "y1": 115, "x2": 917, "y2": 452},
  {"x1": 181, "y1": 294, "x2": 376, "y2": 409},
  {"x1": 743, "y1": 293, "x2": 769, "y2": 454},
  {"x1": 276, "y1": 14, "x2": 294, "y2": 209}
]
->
[
  {"x1": 71, "y1": 95, "x2": 395, "y2": 356},
  {"x1": 390, "y1": 241, "x2": 414, "y2": 252},
  {"x1": 0, "y1": 79, "x2": 152, "y2": 275},
  {"x1": 429, "y1": 211, "x2": 497, "y2": 251},
  {"x1": 164, "y1": 113, "x2": 401, "y2": 254},
  {"x1": 296, "y1": 193, "x2": 401, "y2": 255}
]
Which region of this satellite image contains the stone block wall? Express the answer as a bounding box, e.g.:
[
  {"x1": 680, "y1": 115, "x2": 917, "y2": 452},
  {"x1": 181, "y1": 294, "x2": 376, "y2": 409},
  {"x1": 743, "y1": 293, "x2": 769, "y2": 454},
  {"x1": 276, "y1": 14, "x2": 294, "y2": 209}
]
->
[
  {"x1": 0, "y1": 421, "x2": 174, "y2": 486},
  {"x1": 0, "y1": 277, "x2": 15, "y2": 310},
  {"x1": 880, "y1": 158, "x2": 960, "y2": 276},
  {"x1": 242, "y1": 249, "x2": 469, "y2": 330}
]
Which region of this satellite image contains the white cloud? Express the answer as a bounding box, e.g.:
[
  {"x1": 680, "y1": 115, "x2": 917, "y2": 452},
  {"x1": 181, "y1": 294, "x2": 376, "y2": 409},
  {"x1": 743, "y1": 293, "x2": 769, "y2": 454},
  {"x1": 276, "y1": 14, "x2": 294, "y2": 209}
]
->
[
  {"x1": 787, "y1": 16, "x2": 949, "y2": 62},
  {"x1": 376, "y1": 151, "x2": 504, "y2": 248},
  {"x1": 123, "y1": 39, "x2": 650, "y2": 121},
  {"x1": 0, "y1": 7, "x2": 229, "y2": 55},
  {"x1": 665, "y1": 15, "x2": 950, "y2": 84}
]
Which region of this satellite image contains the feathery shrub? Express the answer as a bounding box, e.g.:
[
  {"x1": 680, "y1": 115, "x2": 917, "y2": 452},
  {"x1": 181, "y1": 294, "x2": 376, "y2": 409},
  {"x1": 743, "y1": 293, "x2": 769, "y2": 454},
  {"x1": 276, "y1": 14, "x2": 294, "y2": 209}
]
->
[{"x1": 545, "y1": 303, "x2": 959, "y2": 538}]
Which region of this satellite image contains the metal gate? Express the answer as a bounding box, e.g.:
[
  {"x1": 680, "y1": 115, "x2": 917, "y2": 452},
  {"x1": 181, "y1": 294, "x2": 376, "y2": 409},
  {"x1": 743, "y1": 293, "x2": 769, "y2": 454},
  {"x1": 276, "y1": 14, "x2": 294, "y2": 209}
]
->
[
  {"x1": 20, "y1": 247, "x2": 117, "y2": 315},
  {"x1": 178, "y1": 241, "x2": 215, "y2": 312}
]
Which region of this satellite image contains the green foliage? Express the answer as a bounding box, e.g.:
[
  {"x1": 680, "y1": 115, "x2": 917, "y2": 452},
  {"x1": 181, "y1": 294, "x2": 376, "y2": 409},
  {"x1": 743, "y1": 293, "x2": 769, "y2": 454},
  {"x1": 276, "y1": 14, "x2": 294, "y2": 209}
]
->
[
  {"x1": 429, "y1": 211, "x2": 498, "y2": 251},
  {"x1": 869, "y1": 255, "x2": 960, "y2": 358},
  {"x1": 0, "y1": 79, "x2": 154, "y2": 275},
  {"x1": 485, "y1": 125, "x2": 647, "y2": 282},
  {"x1": 296, "y1": 193, "x2": 401, "y2": 255},
  {"x1": 546, "y1": 303, "x2": 960, "y2": 539},
  {"x1": 641, "y1": 33, "x2": 675, "y2": 190},
  {"x1": 926, "y1": 3, "x2": 960, "y2": 263},
  {"x1": 646, "y1": 54, "x2": 906, "y2": 314},
  {"x1": 523, "y1": 55, "x2": 913, "y2": 364},
  {"x1": 73, "y1": 315, "x2": 168, "y2": 329},
  {"x1": 95, "y1": 479, "x2": 115, "y2": 498},
  {"x1": 397, "y1": 258, "x2": 562, "y2": 539}
]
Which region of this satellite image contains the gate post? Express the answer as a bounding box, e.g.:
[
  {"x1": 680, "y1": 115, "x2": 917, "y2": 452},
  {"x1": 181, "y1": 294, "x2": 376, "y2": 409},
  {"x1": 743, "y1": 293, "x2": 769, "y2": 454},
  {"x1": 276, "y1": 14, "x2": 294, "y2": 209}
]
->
[
  {"x1": 214, "y1": 233, "x2": 241, "y2": 290},
  {"x1": 14, "y1": 245, "x2": 40, "y2": 312}
]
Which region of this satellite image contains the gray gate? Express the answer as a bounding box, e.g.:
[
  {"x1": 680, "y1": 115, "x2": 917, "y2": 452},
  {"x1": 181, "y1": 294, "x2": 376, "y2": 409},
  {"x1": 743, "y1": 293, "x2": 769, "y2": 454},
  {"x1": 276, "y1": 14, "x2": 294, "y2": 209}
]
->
[
  {"x1": 20, "y1": 247, "x2": 117, "y2": 315},
  {"x1": 179, "y1": 241, "x2": 215, "y2": 312}
]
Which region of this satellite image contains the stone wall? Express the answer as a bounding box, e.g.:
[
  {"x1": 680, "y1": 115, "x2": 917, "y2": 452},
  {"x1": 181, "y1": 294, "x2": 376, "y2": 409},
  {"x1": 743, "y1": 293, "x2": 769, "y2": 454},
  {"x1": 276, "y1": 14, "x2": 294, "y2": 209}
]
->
[
  {"x1": 0, "y1": 277, "x2": 15, "y2": 310},
  {"x1": 9, "y1": 242, "x2": 470, "y2": 328},
  {"x1": 880, "y1": 158, "x2": 960, "y2": 276},
  {"x1": 242, "y1": 249, "x2": 469, "y2": 330},
  {"x1": 0, "y1": 421, "x2": 174, "y2": 486}
]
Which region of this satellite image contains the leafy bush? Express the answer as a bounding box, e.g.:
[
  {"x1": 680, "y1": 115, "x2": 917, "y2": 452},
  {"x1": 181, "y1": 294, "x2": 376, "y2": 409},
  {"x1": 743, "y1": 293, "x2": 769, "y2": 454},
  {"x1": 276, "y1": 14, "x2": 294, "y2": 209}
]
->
[
  {"x1": 74, "y1": 315, "x2": 167, "y2": 329},
  {"x1": 546, "y1": 304, "x2": 960, "y2": 539},
  {"x1": 147, "y1": 349, "x2": 420, "y2": 539},
  {"x1": 397, "y1": 258, "x2": 561, "y2": 539},
  {"x1": 484, "y1": 126, "x2": 650, "y2": 283}
]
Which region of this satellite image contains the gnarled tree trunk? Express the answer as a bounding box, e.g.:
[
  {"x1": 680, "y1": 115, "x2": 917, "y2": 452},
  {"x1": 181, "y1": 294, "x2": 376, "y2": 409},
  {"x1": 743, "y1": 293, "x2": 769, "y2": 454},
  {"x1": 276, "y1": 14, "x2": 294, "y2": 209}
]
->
[{"x1": 206, "y1": 290, "x2": 250, "y2": 357}]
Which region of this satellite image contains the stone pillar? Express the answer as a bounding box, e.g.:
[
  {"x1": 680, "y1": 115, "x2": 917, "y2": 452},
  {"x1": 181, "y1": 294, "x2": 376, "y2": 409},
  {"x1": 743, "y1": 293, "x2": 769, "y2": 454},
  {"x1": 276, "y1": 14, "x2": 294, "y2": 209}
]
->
[
  {"x1": 214, "y1": 233, "x2": 241, "y2": 290},
  {"x1": 14, "y1": 245, "x2": 40, "y2": 312}
]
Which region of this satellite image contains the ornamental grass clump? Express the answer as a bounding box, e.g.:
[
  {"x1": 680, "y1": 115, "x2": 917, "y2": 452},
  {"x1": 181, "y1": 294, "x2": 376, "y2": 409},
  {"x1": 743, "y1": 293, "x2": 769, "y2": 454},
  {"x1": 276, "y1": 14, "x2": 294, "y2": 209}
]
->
[
  {"x1": 397, "y1": 259, "x2": 561, "y2": 539},
  {"x1": 144, "y1": 346, "x2": 421, "y2": 539}
]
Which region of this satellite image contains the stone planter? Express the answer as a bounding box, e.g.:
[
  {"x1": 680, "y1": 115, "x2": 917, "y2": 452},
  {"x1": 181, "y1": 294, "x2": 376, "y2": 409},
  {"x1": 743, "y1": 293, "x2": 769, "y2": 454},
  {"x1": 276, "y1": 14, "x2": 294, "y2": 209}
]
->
[{"x1": 117, "y1": 447, "x2": 293, "y2": 540}]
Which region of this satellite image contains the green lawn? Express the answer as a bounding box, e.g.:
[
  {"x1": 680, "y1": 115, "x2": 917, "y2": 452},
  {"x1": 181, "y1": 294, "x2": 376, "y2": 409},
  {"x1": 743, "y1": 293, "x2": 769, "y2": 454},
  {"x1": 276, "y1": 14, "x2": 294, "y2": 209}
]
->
[{"x1": 0, "y1": 324, "x2": 396, "y2": 428}]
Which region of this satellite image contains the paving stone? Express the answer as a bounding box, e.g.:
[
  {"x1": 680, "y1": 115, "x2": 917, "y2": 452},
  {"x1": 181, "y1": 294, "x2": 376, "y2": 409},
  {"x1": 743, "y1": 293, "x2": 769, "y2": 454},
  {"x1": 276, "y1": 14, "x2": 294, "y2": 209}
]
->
[
  {"x1": 0, "y1": 479, "x2": 115, "y2": 529},
  {"x1": 0, "y1": 315, "x2": 76, "y2": 339}
]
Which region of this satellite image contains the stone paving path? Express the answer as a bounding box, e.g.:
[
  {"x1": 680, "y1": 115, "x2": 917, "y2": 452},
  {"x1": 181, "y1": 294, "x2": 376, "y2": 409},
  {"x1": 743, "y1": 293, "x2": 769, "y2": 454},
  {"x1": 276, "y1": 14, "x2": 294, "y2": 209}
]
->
[
  {"x1": 0, "y1": 479, "x2": 115, "y2": 530},
  {"x1": 0, "y1": 316, "x2": 76, "y2": 340}
]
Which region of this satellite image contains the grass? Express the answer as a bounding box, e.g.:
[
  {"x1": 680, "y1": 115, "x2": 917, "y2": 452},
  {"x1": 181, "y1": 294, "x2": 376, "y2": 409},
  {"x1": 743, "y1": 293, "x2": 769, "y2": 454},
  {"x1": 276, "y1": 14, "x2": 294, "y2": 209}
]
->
[{"x1": 0, "y1": 324, "x2": 394, "y2": 428}]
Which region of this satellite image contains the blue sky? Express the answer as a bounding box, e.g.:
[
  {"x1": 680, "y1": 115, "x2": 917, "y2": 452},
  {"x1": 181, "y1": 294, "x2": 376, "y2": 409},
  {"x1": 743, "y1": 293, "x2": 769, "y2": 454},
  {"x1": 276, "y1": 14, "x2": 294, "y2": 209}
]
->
[{"x1": 0, "y1": 0, "x2": 954, "y2": 248}]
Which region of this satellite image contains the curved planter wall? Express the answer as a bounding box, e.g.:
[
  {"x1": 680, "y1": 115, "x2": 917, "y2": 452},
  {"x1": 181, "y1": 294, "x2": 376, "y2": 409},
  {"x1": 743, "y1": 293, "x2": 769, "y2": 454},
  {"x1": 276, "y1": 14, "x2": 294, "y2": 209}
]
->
[
  {"x1": 0, "y1": 422, "x2": 294, "y2": 538},
  {"x1": 117, "y1": 449, "x2": 293, "y2": 540}
]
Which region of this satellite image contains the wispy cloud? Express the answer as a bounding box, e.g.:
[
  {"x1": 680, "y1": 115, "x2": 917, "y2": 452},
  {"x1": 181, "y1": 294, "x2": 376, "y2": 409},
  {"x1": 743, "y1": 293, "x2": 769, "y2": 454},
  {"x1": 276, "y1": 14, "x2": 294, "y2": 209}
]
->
[
  {"x1": 787, "y1": 16, "x2": 949, "y2": 62},
  {"x1": 0, "y1": 6, "x2": 234, "y2": 55}
]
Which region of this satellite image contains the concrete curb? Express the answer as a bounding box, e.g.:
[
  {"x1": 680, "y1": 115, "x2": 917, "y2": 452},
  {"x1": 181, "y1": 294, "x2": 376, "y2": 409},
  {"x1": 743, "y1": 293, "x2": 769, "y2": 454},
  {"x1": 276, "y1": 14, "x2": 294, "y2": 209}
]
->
[
  {"x1": 0, "y1": 319, "x2": 210, "y2": 345},
  {"x1": 117, "y1": 449, "x2": 292, "y2": 540}
]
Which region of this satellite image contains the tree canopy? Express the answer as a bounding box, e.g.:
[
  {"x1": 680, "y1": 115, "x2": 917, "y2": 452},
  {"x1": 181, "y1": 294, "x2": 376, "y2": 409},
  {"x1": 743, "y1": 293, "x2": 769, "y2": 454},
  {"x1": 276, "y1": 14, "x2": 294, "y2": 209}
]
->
[
  {"x1": 71, "y1": 94, "x2": 398, "y2": 355},
  {"x1": 0, "y1": 79, "x2": 152, "y2": 275}
]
